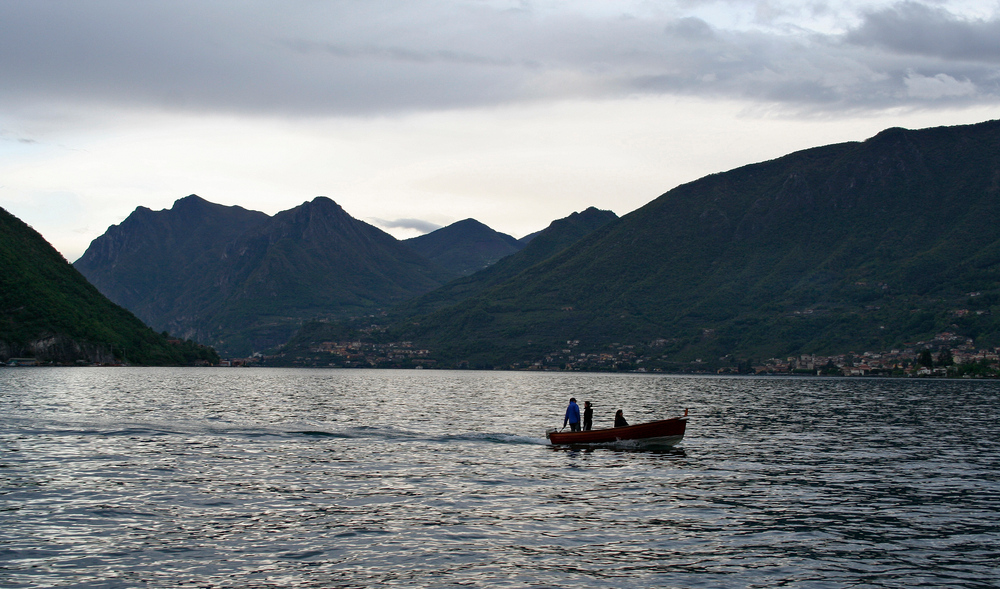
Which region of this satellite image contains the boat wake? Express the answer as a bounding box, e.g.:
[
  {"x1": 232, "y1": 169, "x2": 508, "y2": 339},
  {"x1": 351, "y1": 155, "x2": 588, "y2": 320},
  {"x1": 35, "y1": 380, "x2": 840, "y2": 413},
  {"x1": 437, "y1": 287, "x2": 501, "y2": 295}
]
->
[
  {"x1": 11, "y1": 416, "x2": 549, "y2": 447},
  {"x1": 290, "y1": 427, "x2": 549, "y2": 446},
  {"x1": 441, "y1": 431, "x2": 549, "y2": 445}
]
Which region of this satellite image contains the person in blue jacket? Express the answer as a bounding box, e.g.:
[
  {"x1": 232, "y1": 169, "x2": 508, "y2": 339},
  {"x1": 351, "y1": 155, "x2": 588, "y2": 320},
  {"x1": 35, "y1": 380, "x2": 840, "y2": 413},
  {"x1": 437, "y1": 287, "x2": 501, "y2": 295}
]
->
[{"x1": 563, "y1": 397, "x2": 581, "y2": 432}]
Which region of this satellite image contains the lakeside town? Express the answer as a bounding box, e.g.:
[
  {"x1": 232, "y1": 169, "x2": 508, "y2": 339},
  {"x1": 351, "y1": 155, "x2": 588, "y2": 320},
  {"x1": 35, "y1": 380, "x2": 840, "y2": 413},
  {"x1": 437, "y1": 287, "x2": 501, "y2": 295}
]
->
[
  {"x1": 8, "y1": 327, "x2": 998, "y2": 378},
  {"x1": 224, "y1": 329, "x2": 1000, "y2": 378}
]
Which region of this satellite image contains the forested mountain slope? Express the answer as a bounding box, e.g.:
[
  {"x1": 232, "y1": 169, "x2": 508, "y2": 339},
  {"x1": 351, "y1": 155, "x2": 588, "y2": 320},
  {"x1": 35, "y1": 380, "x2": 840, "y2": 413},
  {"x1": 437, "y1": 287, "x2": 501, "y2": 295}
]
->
[
  {"x1": 395, "y1": 120, "x2": 1000, "y2": 367},
  {"x1": 2, "y1": 206, "x2": 217, "y2": 365}
]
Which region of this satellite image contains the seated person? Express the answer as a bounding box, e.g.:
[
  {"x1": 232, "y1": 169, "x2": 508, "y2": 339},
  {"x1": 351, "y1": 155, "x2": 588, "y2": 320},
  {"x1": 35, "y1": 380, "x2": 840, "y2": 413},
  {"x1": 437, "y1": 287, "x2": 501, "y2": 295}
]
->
[{"x1": 614, "y1": 409, "x2": 629, "y2": 427}]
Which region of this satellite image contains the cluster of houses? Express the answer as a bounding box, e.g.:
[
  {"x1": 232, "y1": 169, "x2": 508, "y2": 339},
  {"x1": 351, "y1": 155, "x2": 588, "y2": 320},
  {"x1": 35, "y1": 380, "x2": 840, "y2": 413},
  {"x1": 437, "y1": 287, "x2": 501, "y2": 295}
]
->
[
  {"x1": 246, "y1": 340, "x2": 435, "y2": 368},
  {"x1": 747, "y1": 332, "x2": 1000, "y2": 377},
  {"x1": 524, "y1": 340, "x2": 642, "y2": 371},
  {"x1": 521, "y1": 331, "x2": 1000, "y2": 377}
]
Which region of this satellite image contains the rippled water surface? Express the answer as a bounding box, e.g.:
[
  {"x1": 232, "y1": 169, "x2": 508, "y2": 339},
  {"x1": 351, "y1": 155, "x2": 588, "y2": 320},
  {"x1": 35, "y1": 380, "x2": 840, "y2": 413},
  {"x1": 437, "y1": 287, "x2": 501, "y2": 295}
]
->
[{"x1": 2, "y1": 368, "x2": 999, "y2": 588}]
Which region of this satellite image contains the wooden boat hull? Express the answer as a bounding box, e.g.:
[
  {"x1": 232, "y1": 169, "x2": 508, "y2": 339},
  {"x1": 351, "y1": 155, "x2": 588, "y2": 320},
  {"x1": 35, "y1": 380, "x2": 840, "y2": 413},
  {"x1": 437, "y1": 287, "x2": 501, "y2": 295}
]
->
[{"x1": 546, "y1": 417, "x2": 687, "y2": 446}]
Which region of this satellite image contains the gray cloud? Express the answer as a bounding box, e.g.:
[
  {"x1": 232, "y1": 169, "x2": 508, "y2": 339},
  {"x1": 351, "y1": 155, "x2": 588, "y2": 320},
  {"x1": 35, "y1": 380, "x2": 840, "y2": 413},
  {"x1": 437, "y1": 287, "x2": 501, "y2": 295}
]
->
[
  {"x1": 1, "y1": 1, "x2": 998, "y2": 118},
  {"x1": 664, "y1": 17, "x2": 716, "y2": 41},
  {"x1": 370, "y1": 218, "x2": 443, "y2": 234},
  {"x1": 845, "y1": 2, "x2": 1000, "y2": 62}
]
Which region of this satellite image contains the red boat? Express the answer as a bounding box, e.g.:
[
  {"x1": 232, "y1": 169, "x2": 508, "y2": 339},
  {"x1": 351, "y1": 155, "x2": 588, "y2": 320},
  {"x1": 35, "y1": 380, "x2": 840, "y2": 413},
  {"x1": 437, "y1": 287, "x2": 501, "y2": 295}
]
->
[{"x1": 546, "y1": 416, "x2": 688, "y2": 447}]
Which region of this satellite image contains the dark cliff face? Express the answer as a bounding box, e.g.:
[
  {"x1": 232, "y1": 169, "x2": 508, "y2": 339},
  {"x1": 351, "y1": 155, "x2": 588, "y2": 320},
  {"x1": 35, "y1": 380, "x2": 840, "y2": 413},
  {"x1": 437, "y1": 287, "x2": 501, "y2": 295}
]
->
[
  {"x1": 74, "y1": 195, "x2": 269, "y2": 312},
  {"x1": 77, "y1": 195, "x2": 269, "y2": 266},
  {"x1": 77, "y1": 206, "x2": 154, "y2": 267}
]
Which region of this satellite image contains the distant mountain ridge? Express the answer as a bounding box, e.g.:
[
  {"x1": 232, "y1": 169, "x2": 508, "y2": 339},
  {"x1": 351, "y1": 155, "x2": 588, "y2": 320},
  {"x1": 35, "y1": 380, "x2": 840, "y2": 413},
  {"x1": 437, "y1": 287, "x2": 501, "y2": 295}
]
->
[
  {"x1": 404, "y1": 218, "x2": 523, "y2": 279},
  {"x1": 74, "y1": 195, "x2": 549, "y2": 356},
  {"x1": 76, "y1": 195, "x2": 458, "y2": 355},
  {"x1": 1, "y1": 206, "x2": 217, "y2": 365},
  {"x1": 200, "y1": 197, "x2": 452, "y2": 353},
  {"x1": 273, "y1": 206, "x2": 619, "y2": 360}
]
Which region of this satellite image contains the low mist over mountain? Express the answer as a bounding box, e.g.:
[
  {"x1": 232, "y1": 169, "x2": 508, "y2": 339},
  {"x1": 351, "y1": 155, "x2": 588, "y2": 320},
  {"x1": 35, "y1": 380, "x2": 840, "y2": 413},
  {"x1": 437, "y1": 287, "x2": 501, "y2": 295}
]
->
[
  {"x1": 384, "y1": 120, "x2": 1000, "y2": 368},
  {"x1": 1, "y1": 206, "x2": 217, "y2": 365},
  {"x1": 404, "y1": 219, "x2": 523, "y2": 279}
]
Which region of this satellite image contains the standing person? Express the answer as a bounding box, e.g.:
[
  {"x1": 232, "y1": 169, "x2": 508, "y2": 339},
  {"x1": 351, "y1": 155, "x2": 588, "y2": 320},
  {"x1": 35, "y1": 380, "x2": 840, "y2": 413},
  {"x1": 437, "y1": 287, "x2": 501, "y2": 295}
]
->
[
  {"x1": 583, "y1": 401, "x2": 594, "y2": 431},
  {"x1": 614, "y1": 409, "x2": 629, "y2": 428},
  {"x1": 563, "y1": 397, "x2": 581, "y2": 432}
]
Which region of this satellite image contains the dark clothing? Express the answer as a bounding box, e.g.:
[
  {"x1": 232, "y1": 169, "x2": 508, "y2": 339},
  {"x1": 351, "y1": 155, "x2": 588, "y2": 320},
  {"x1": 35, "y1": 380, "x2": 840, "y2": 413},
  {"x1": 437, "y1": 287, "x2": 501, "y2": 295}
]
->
[
  {"x1": 614, "y1": 412, "x2": 629, "y2": 428},
  {"x1": 583, "y1": 406, "x2": 593, "y2": 431},
  {"x1": 564, "y1": 401, "x2": 581, "y2": 431}
]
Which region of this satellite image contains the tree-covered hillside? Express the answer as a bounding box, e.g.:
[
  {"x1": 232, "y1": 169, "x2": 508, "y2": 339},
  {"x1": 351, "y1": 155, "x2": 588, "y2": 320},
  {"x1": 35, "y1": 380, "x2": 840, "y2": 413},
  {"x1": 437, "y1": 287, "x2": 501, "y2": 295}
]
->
[{"x1": 1, "y1": 206, "x2": 218, "y2": 365}]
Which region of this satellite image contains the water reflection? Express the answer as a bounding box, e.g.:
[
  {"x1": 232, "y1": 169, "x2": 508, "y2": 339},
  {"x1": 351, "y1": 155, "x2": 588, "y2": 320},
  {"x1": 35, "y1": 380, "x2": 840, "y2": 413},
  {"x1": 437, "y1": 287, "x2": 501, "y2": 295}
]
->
[{"x1": 548, "y1": 445, "x2": 688, "y2": 457}]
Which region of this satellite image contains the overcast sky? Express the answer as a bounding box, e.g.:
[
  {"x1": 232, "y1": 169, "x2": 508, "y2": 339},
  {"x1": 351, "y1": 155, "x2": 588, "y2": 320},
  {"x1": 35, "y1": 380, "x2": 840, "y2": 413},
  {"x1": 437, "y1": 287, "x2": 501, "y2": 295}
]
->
[{"x1": 2, "y1": 0, "x2": 999, "y2": 261}]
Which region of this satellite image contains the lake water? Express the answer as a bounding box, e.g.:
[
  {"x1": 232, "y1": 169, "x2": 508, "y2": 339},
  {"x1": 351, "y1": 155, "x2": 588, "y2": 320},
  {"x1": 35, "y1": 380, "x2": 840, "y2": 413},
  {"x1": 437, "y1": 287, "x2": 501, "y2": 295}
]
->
[{"x1": 2, "y1": 368, "x2": 998, "y2": 588}]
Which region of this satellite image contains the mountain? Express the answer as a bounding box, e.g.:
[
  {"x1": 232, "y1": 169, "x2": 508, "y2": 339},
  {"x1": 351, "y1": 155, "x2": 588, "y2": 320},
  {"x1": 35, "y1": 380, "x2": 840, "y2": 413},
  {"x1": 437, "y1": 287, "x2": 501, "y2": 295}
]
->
[
  {"x1": 404, "y1": 218, "x2": 523, "y2": 279},
  {"x1": 74, "y1": 194, "x2": 269, "y2": 328},
  {"x1": 191, "y1": 197, "x2": 451, "y2": 353},
  {"x1": 518, "y1": 231, "x2": 542, "y2": 245},
  {"x1": 269, "y1": 206, "x2": 618, "y2": 364},
  {"x1": 390, "y1": 120, "x2": 1000, "y2": 368},
  {"x1": 1, "y1": 206, "x2": 218, "y2": 365},
  {"x1": 75, "y1": 195, "x2": 452, "y2": 356},
  {"x1": 395, "y1": 206, "x2": 618, "y2": 318}
]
